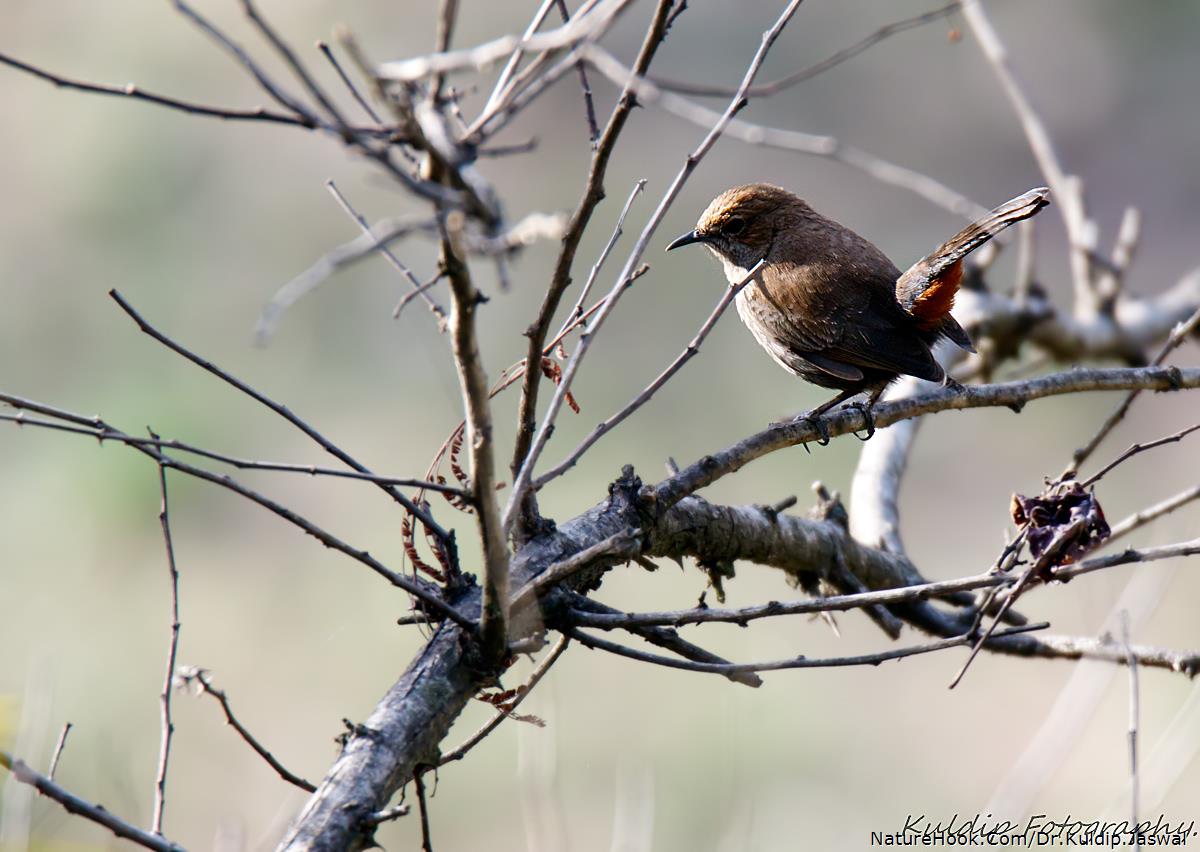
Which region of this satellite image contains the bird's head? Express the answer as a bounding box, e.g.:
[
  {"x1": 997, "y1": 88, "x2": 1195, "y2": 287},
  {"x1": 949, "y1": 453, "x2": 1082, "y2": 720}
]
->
[{"x1": 666, "y1": 183, "x2": 807, "y2": 270}]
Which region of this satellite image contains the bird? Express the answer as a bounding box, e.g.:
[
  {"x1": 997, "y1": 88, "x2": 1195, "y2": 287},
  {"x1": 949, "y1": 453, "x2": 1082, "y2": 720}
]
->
[{"x1": 666, "y1": 183, "x2": 1050, "y2": 435}]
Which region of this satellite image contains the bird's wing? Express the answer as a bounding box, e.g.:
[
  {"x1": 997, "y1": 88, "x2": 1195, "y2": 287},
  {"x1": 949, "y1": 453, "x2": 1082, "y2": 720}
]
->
[{"x1": 744, "y1": 262, "x2": 944, "y2": 384}]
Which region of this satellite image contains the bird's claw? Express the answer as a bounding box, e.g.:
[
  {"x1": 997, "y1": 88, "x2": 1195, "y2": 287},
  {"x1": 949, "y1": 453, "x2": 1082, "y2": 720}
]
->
[
  {"x1": 845, "y1": 401, "x2": 876, "y2": 441},
  {"x1": 788, "y1": 411, "x2": 832, "y2": 449}
]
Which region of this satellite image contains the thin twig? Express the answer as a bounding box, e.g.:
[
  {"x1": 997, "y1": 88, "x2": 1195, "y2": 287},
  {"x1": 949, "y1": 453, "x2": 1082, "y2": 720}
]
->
[
  {"x1": 950, "y1": 518, "x2": 1089, "y2": 689},
  {"x1": 0, "y1": 393, "x2": 472, "y2": 630},
  {"x1": 0, "y1": 51, "x2": 323, "y2": 129},
  {"x1": 108, "y1": 289, "x2": 458, "y2": 562},
  {"x1": 563, "y1": 622, "x2": 1049, "y2": 677},
  {"x1": 325, "y1": 179, "x2": 447, "y2": 322},
  {"x1": 568, "y1": 571, "x2": 1009, "y2": 630},
  {"x1": 316, "y1": 41, "x2": 383, "y2": 124},
  {"x1": 0, "y1": 414, "x2": 467, "y2": 497},
  {"x1": 535, "y1": 258, "x2": 764, "y2": 488},
  {"x1": 0, "y1": 752, "x2": 185, "y2": 852},
  {"x1": 553, "y1": 0, "x2": 600, "y2": 146},
  {"x1": 512, "y1": 529, "x2": 642, "y2": 612},
  {"x1": 960, "y1": 0, "x2": 1094, "y2": 310},
  {"x1": 151, "y1": 431, "x2": 182, "y2": 836},
  {"x1": 240, "y1": 0, "x2": 352, "y2": 133},
  {"x1": 1122, "y1": 611, "x2": 1141, "y2": 850},
  {"x1": 47, "y1": 723, "x2": 72, "y2": 782},
  {"x1": 508, "y1": 0, "x2": 677, "y2": 538},
  {"x1": 180, "y1": 668, "x2": 317, "y2": 793},
  {"x1": 414, "y1": 770, "x2": 434, "y2": 852},
  {"x1": 431, "y1": 0, "x2": 461, "y2": 101},
  {"x1": 505, "y1": 0, "x2": 809, "y2": 536},
  {"x1": 651, "y1": 1, "x2": 962, "y2": 97},
  {"x1": 1081, "y1": 422, "x2": 1200, "y2": 488},
  {"x1": 376, "y1": 0, "x2": 632, "y2": 83},
  {"x1": 1106, "y1": 485, "x2": 1200, "y2": 545},
  {"x1": 439, "y1": 636, "x2": 571, "y2": 765},
  {"x1": 171, "y1": 0, "x2": 316, "y2": 122},
  {"x1": 481, "y1": 0, "x2": 558, "y2": 116},
  {"x1": 554, "y1": 179, "x2": 646, "y2": 338},
  {"x1": 1065, "y1": 305, "x2": 1200, "y2": 478},
  {"x1": 582, "y1": 44, "x2": 990, "y2": 221}
]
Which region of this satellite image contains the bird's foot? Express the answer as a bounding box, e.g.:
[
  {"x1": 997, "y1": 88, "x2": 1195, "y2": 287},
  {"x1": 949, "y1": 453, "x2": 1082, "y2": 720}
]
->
[
  {"x1": 844, "y1": 401, "x2": 877, "y2": 441},
  {"x1": 770, "y1": 410, "x2": 832, "y2": 451}
]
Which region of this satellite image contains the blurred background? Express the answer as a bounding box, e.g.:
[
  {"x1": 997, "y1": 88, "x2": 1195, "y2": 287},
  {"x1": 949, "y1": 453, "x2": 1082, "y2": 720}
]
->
[{"x1": 2, "y1": 0, "x2": 1198, "y2": 849}]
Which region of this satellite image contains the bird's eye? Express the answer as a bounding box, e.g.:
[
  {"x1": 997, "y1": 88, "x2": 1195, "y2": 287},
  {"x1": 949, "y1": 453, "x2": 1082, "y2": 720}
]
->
[{"x1": 723, "y1": 217, "x2": 747, "y2": 237}]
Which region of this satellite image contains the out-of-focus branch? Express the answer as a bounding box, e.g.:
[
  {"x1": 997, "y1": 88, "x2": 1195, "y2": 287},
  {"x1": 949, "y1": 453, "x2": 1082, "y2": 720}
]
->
[
  {"x1": 376, "y1": 0, "x2": 632, "y2": 82},
  {"x1": 582, "y1": 45, "x2": 990, "y2": 221},
  {"x1": 0, "y1": 752, "x2": 185, "y2": 852},
  {"x1": 960, "y1": 0, "x2": 1095, "y2": 313},
  {"x1": 1065, "y1": 305, "x2": 1200, "y2": 478},
  {"x1": 650, "y1": 1, "x2": 962, "y2": 98},
  {"x1": 509, "y1": 0, "x2": 678, "y2": 539},
  {"x1": 0, "y1": 51, "x2": 341, "y2": 130}
]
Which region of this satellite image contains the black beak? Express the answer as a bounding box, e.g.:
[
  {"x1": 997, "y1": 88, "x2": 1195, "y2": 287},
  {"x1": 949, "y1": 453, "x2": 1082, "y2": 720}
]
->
[{"x1": 666, "y1": 230, "x2": 705, "y2": 251}]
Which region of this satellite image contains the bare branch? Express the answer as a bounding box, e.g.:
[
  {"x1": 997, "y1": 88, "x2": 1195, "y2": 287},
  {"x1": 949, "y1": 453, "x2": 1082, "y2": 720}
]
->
[
  {"x1": 47, "y1": 723, "x2": 72, "y2": 782},
  {"x1": 0, "y1": 393, "x2": 472, "y2": 630},
  {"x1": 652, "y1": 1, "x2": 962, "y2": 98},
  {"x1": 178, "y1": 668, "x2": 317, "y2": 793},
  {"x1": 960, "y1": 0, "x2": 1095, "y2": 311},
  {"x1": 0, "y1": 413, "x2": 467, "y2": 496},
  {"x1": 535, "y1": 259, "x2": 764, "y2": 488},
  {"x1": 108, "y1": 290, "x2": 459, "y2": 564},
  {"x1": 240, "y1": 0, "x2": 353, "y2": 134},
  {"x1": 439, "y1": 214, "x2": 510, "y2": 661},
  {"x1": 1066, "y1": 305, "x2": 1200, "y2": 478},
  {"x1": 317, "y1": 41, "x2": 383, "y2": 125},
  {"x1": 171, "y1": 0, "x2": 317, "y2": 122},
  {"x1": 563, "y1": 622, "x2": 1050, "y2": 677},
  {"x1": 1081, "y1": 422, "x2": 1200, "y2": 488},
  {"x1": 439, "y1": 636, "x2": 571, "y2": 766},
  {"x1": 582, "y1": 44, "x2": 990, "y2": 221},
  {"x1": 657, "y1": 366, "x2": 1200, "y2": 510},
  {"x1": 0, "y1": 51, "x2": 326, "y2": 129},
  {"x1": 569, "y1": 572, "x2": 1006, "y2": 630},
  {"x1": 151, "y1": 433, "x2": 182, "y2": 836},
  {"x1": 325, "y1": 180, "x2": 447, "y2": 323},
  {"x1": 509, "y1": 0, "x2": 678, "y2": 538},
  {"x1": 506, "y1": 0, "x2": 809, "y2": 537},
  {"x1": 375, "y1": 0, "x2": 633, "y2": 83},
  {"x1": 0, "y1": 752, "x2": 185, "y2": 852},
  {"x1": 1106, "y1": 485, "x2": 1200, "y2": 545}
]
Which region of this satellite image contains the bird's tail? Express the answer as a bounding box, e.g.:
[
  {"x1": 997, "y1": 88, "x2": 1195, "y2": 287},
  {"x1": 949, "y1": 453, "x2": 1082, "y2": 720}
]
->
[{"x1": 896, "y1": 187, "x2": 1051, "y2": 341}]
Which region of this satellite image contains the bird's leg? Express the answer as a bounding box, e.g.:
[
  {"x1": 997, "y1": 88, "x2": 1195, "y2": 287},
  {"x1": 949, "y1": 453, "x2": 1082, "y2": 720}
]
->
[
  {"x1": 772, "y1": 388, "x2": 859, "y2": 446},
  {"x1": 846, "y1": 385, "x2": 886, "y2": 441}
]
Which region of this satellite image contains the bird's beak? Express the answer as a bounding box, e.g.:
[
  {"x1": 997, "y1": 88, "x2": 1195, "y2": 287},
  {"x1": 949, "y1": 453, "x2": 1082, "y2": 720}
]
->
[{"x1": 666, "y1": 230, "x2": 705, "y2": 251}]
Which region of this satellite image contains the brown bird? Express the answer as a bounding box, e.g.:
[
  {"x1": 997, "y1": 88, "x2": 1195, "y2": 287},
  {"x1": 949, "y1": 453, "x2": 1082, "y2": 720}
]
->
[{"x1": 667, "y1": 184, "x2": 1050, "y2": 433}]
